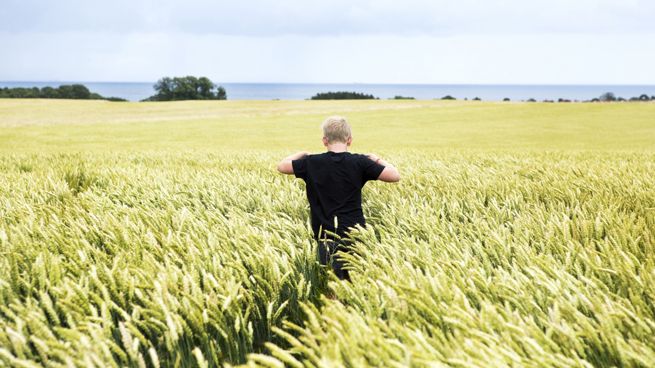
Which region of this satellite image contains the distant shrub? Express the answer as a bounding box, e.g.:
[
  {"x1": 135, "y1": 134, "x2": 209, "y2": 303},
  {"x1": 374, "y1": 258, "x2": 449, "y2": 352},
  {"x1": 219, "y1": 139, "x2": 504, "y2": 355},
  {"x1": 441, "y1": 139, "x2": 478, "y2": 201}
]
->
[
  {"x1": 599, "y1": 92, "x2": 616, "y2": 102},
  {"x1": 527, "y1": 98, "x2": 536, "y2": 102},
  {"x1": 441, "y1": 95, "x2": 456, "y2": 100},
  {"x1": 310, "y1": 91, "x2": 377, "y2": 100},
  {"x1": 392, "y1": 96, "x2": 415, "y2": 100},
  {"x1": 503, "y1": 97, "x2": 510, "y2": 101},
  {"x1": 558, "y1": 98, "x2": 571, "y2": 103},
  {"x1": 624, "y1": 94, "x2": 654, "y2": 102},
  {"x1": 472, "y1": 97, "x2": 481, "y2": 101},
  {"x1": 106, "y1": 97, "x2": 128, "y2": 102}
]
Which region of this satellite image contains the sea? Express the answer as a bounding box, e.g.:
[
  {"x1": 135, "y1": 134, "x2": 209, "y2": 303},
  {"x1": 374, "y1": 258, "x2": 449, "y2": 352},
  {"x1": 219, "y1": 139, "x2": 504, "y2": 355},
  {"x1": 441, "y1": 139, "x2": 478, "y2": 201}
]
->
[{"x1": 1, "y1": 81, "x2": 654, "y2": 102}]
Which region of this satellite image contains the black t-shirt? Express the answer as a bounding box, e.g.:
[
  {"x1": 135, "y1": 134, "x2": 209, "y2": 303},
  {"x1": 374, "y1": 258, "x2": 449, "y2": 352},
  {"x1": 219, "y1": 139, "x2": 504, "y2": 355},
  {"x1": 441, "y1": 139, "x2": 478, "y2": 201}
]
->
[{"x1": 292, "y1": 151, "x2": 386, "y2": 240}]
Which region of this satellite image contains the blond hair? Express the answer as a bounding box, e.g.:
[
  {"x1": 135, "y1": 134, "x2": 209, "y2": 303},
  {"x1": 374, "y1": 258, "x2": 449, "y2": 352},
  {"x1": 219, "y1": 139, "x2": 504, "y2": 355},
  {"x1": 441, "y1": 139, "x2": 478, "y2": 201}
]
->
[{"x1": 321, "y1": 116, "x2": 352, "y2": 143}]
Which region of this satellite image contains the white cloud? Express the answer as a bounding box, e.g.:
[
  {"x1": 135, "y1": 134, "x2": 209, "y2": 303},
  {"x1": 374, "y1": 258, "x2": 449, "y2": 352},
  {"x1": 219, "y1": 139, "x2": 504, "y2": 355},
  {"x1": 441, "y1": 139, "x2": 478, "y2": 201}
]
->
[
  {"x1": 2, "y1": 31, "x2": 653, "y2": 84},
  {"x1": 1, "y1": 0, "x2": 654, "y2": 83},
  {"x1": 2, "y1": 0, "x2": 655, "y2": 36}
]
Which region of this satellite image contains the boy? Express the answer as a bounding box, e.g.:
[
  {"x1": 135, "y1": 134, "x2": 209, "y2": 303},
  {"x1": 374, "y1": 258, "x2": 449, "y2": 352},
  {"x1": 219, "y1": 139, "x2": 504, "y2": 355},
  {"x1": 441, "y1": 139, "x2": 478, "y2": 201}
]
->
[{"x1": 277, "y1": 116, "x2": 400, "y2": 280}]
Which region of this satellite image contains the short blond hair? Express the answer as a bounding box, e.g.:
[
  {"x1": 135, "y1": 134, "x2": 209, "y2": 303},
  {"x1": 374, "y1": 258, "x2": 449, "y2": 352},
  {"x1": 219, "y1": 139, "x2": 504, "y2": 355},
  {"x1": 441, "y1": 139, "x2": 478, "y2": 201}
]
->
[{"x1": 321, "y1": 116, "x2": 352, "y2": 143}]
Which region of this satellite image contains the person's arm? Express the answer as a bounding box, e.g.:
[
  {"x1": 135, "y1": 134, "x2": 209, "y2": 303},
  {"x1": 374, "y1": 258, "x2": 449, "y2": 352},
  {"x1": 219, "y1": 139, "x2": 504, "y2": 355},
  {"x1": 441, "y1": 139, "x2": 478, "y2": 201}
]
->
[
  {"x1": 277, "y1": 151, "x2": 310, "y2": 175},
  {"x1": 366, "y1": 153, "x2": 401, "y2": 182}
]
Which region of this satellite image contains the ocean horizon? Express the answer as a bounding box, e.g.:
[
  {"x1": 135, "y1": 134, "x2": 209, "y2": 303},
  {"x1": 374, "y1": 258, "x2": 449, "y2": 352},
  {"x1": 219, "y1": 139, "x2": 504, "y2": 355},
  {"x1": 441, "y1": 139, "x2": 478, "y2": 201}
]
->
[{"x1": 1, "y1": 81, "x2": 654, "y2": 102}]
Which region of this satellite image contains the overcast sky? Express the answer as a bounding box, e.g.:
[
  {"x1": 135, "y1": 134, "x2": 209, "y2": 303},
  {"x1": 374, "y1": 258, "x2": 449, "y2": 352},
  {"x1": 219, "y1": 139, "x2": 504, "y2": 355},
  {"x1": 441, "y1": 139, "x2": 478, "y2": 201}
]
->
[{"x1": 1, "y1": 0, "x2": 654, "y2": 84}]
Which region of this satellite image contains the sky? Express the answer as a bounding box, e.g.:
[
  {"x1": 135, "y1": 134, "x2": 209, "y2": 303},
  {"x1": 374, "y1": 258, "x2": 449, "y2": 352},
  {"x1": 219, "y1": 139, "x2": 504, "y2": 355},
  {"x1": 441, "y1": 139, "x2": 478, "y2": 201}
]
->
[{"x1": 1, "y1": 0, "x2": 654, "y2": 84}]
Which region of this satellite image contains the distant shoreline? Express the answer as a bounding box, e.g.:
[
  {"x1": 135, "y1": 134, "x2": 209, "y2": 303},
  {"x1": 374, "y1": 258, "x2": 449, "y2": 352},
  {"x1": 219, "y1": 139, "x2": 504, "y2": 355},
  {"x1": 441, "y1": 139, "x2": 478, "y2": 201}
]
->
[{"x1": 1, "y1": 81, "x2": 654, "y2": 102}]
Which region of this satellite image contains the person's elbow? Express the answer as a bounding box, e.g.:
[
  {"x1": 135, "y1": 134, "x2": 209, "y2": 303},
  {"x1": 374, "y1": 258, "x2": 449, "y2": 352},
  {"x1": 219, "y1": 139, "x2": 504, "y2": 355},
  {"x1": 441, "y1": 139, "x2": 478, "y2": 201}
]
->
[
  {"x1": 378, "y1": 167, "x2": 401, "y2": 183},
  {"x1": 277, "y1": 160, "x2": 294, "y2": 175},
  {"x1": 388, "y1": 169, "x2": 401, "y2": 183},
  {"x1": 393, "y1": 170, "x2": 401, "y2": 182},
  {"x1": 276, "y1": 161, "x2": 286, "y2": 173}
]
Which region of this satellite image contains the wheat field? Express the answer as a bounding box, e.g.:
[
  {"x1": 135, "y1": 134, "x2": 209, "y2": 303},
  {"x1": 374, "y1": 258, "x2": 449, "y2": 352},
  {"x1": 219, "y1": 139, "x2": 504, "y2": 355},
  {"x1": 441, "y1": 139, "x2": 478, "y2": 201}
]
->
[{"x1": 1, "y1": 99, "x2": 654, "y2": 367}]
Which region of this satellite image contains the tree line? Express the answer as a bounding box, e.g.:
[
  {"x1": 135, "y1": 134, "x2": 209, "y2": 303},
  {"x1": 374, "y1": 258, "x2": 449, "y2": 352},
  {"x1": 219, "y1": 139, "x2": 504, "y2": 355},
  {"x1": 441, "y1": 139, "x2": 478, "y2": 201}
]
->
[
  {"x1": 0, "y1": 76, "x2": 228, "y2": 102},
  {"x1": 308, "y1": 91, "x2": 655, "y2": 101},
  {"x1": 310, "y1": 91, "x2": 378, "y2": 100},
  {"x1": 592, "y1": 92, "x2": 654, "y2": 102},
  {"x1": 0, "y1": 84, "x2": 126, "y2": 101},
  {"x1": 3, "y1": 81, "x2": 653, "y2": 103}
]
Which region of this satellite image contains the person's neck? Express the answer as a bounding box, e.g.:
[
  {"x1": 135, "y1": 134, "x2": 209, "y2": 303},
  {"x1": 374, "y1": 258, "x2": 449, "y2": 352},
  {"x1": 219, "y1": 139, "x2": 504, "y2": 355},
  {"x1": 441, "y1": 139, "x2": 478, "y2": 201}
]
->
[{"x1": 327, "y1": 143, "x2": 348, "y2": 153}]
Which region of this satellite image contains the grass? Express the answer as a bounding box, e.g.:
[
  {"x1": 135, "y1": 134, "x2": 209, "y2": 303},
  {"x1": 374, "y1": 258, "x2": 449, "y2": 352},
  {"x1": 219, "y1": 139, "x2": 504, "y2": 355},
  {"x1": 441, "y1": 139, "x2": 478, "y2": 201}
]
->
[
  {"x1": 0, "y1": 99, "x2": 654, "y2": 367},
  {"x1": 1, "y1": 99, "x2": 654, "y2": 152}
]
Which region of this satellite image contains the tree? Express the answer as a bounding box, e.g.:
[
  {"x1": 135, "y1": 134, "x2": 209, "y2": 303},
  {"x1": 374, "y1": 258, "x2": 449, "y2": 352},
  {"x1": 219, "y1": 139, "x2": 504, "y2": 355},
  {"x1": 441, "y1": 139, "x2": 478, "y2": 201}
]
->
[
  {"x1": 216, "y1": 86, "x2": 227, "y2": 100},
  {"x1": 146, "y1": 76, "x2": 227, "y2": 101},
  {"x1": 70, "y1": 84, "x2": 92, "y2": 99},
  {"x1": 639, "y1": 94, "x2": 649, "y2": 101},
  {"x1": 503, "y1": 97, "x2": 510, "y2": 101},
  {"x1": 197, "y1": 77, "x2": 215, "y2": 99},
  {"x1": 599, "y1": 92, "x2": 616, "y2": 102},
  {"x1": 174, "y1": 76, "x2": 198, "y2": 100},
  {"x1": 153, "y1": 77, "x2": 174, "y2": 101},
  {"x1": 41, "y1": 87, "x2": 60, "y2": 98}
]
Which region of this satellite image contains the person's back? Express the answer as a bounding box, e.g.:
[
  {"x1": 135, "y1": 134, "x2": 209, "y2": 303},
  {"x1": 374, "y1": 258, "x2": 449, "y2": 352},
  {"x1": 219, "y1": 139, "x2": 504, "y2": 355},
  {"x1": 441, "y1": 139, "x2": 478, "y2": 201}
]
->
[
  {"x1": 277, "y1": 116, "x2": 400, "y2": 280},
  {"x1": 292, "y1": 151, "x2": 387, "y2": 240}
]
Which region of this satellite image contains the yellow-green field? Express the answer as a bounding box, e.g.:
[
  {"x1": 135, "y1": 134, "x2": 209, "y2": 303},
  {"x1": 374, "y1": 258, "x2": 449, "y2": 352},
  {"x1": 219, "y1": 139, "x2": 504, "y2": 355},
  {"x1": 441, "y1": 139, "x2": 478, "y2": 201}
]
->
[
  {"x1": 1, "y1": 99, "x2": 654, "y2": 367},
  {"x1": 2, "y1": 99, "x2": 654, "y2": 152}
]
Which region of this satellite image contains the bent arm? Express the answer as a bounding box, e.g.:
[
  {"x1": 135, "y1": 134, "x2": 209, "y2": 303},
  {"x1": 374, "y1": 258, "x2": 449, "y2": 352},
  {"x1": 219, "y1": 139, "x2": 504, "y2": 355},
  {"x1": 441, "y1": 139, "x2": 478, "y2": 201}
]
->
[
  {"x1": 378, "y1": 164, "x2": 401, "y2": 183},
  {"x1": 277, "y1": 151, "x2": 310, "y2": 175},
  {"x1": 367, "y1": 154, "x2": 401, "y2": 183}
]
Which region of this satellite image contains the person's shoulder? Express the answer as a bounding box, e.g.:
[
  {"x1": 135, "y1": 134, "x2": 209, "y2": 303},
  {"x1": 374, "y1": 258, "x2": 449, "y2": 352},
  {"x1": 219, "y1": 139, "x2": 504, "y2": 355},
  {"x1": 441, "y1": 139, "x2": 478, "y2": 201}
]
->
[
  {"x1": 307, "y1": 152, "x2": 329, "y2": 161},
  {"x1": 346, "y1": 153, "x2": 372, "y2": 169},
  {"x1": 349, "y1": 153, "x2": 370, "y2": 162}
]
